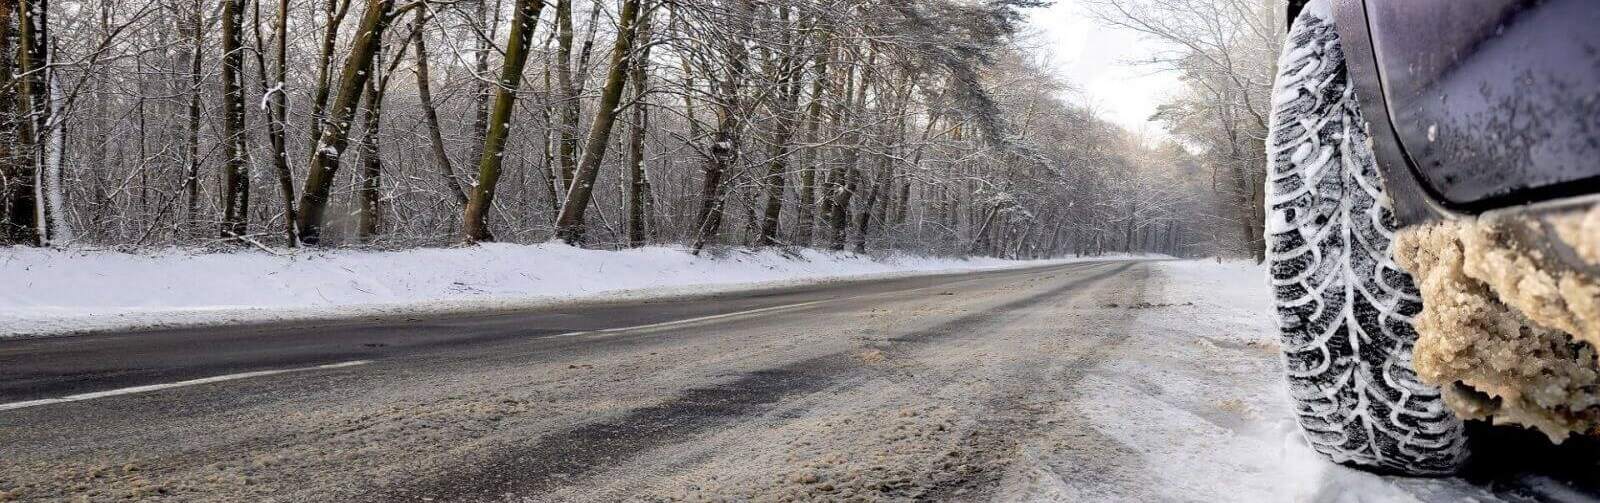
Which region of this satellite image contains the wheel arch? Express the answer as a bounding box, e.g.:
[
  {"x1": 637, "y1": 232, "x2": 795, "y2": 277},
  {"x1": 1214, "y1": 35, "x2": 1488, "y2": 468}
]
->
[
  {"x1": 1286, "y1": 0, "x2": 1311, "y2": 25},
  {"x1": 1311, "y1": 0, "x2": 1442, "y2": 227}
]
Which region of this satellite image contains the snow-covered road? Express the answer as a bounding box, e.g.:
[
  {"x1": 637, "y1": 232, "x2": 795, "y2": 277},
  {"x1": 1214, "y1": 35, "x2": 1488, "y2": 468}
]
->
[
  {"x1": 0, "y1": 243, "x2": 1127, "y2": 338},
  {"x1": 0, "y1": 259, "x2": 1592, "y2": 502}
]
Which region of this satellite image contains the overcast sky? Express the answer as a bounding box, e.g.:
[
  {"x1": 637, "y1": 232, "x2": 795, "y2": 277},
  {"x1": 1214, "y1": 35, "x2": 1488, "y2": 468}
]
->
[{"x1": 1024, "y1": 1, "x2": 1184, "y2": 137}]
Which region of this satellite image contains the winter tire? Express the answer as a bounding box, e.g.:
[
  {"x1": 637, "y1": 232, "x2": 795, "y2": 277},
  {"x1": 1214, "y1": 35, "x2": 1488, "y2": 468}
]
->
[{"x1": 1265, "y1": 1, "x2": 1468, "y2": 475}]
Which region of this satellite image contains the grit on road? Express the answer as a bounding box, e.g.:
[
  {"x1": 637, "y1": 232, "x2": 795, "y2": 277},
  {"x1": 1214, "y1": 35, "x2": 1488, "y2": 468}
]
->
[{"x1": 1, "y1": 260, "x2": 1594, "y2": 502}]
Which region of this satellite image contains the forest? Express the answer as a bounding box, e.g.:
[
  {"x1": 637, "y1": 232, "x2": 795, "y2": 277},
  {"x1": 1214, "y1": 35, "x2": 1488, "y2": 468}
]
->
[{"x1": 0, "y1": 0, "x2": 1278, "y2": 259}]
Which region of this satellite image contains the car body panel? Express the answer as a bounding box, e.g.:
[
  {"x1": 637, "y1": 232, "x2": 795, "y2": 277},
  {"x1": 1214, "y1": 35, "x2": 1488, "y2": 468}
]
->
[
  {"x1": 1369, "y1": 0, "x2": 1600, "y2": 213},
  {"x1": 1293, "y1": 0, "x2": 1600, "y2": 225}
]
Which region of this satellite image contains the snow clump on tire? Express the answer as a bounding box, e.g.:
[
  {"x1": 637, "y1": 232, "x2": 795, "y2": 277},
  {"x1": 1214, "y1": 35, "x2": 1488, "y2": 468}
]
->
[{"x1": 1395, "y1": 205, "x2": 1600, "y2": 442}]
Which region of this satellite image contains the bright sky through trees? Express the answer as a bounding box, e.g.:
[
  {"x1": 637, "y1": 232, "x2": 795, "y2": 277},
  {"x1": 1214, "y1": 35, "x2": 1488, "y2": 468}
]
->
[{"x1": 1027, "y1": 0, "x2": 1183, "y2": 135}]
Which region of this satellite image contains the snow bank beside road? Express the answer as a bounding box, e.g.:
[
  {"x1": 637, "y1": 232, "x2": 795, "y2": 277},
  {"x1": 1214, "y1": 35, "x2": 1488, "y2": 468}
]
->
[{"x1": 0, "y1": 243, "x2": 1117, "y2": 338}]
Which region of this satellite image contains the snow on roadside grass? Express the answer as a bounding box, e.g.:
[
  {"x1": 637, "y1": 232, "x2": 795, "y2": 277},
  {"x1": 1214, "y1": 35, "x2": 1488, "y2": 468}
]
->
[
  {"x1": 0, "y1": 242, "x2": 1131, "y2": 338},
  {"x1": 1066, "y1": 260, "x2": 1424, "y2": 502}
]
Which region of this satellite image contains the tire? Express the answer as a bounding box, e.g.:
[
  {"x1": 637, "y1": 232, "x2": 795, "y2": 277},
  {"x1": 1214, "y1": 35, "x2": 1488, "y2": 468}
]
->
[{"x1": 1265, "y1": 1, "x2": 1468, "y2": 476}]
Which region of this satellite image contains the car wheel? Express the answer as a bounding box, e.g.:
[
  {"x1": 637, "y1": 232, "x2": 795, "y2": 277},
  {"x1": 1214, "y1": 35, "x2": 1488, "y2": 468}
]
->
[{"x1": 1265, "y1": 0, "x2": 1468, "y2": 476}]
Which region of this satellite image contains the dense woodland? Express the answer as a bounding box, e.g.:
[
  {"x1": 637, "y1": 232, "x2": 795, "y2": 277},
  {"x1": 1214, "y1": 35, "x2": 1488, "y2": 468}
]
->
[{"x1": 0, "y1": 0, "x2": 1277, "y2": 259}]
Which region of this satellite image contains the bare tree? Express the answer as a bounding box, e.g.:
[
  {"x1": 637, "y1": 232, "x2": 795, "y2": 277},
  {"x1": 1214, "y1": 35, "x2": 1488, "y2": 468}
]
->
[
  {"x1": 411, "y1": 8, "x2": 469, "y2": 206},
  {"x1": 296, "y1": 0, "x2": 402, "y2": 245},
  {"x1": 7, "y1": 0, "x2": 1230, "y2": 260},
  {"x1": 252, "y1": 0, "x2": 298, "y2": 245},
  {"x1": 219, "y1": 0, "x2": 249, "y2": 240},
  {"x1": 688, "y1": 0, "x2": 753, "y2": 254},
  {"x1": 1086, "y1": 0, "x2": 1276, "y2": 259},
  {"x1": 756, "y1": 5, "x2": 805, "y2": 246},
  {"x1": 0, "y1": 0, "x2": 31, "y2": 246},
  {"x1": 624, "y1": 3, "x2": 655, "y2": 247},
  {"x1": 553, "y1": 0, "x2": 644, "y2": 244},
  {"x1": 463, "y1": 0, "x2": 547, "y2": 242}
]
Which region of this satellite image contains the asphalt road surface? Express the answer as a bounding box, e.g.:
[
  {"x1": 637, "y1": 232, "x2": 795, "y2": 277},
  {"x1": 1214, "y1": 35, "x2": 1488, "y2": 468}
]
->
[{"x1": 1, "y1": 260, "x2": 1595, "y2": 502}]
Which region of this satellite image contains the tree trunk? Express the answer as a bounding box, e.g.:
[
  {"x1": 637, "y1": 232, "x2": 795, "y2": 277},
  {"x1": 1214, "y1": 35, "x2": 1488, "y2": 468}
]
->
[
  {"x1": 970, "y1": 203, "x2": 999, "y2": 255},
  {"x1": 219, "y1": 0, "x2": 250, "y2": 240},
  {"x1": 411, "y1": 10, "x2": 468, "y2": 206},
  {"x1": 894, "y1": 111, "x2": 940, "y2": 226},
  {"x1": 815, "y1": 63, "x2": 850, "y2": 249},
  {"x1": 553, "y1": 0, "x2": 642, "y2": 245},
  {"x1": 625, "y1": 7, "x2": 653, "y2": 248},
  {"x1": 757, "y1": 7, "x2": 802, "y2": 247},
  {"x1": 824, "y1": 49, "x2": 873, "y2": 250},
  {"x1": 463, "y1": 0, "x2": 546, "y2": 243},
  {"x1": 1249, "y1": 166, "x2": 1266, "y2": 261},
  {"x1": 538, "y1": 34, "x2": 562, "y2": 216},
  {"x1": 17, "y1": 0, "x2": 54, "y2": 244},
  {"x1": 854, "y1": 108, "x2": 905, "y2": 253},
  {"x1": 689, "y1": 6, "x2": 750, "y2": 255},
  {"x1": 1124, "y1": 200, "x2": 1136, "y2": 252},
  {"x1": 466, "y1": 0, "x2": 491, "y2": 168},
  {"x1": 0, "y1": 0, "x2": 33, "y2": 245},
  {"x1": 183, "y1": 0, "x2": 203, "y2": 236},
  {"x1": 295, "y1": 0, "x2": 396, "y2": 245},
  {"x1": 793, "y1": 30, "x2": 830, "y2": 248},
  {"x1": 250, "y1": 0, "x2": 297, "y2": 245},
  {"x1": 554, "y1": 0, "x2": 579, "y2": 195},
  {"x1": 356, "y1": 47, "x2": 384, "y2": 241},
  {"x1": 307, "y1": 0, "x2": 352, "y2": 156},
  {"x1": 851, "y1": 172, "x2": 881, "y2": 253}
]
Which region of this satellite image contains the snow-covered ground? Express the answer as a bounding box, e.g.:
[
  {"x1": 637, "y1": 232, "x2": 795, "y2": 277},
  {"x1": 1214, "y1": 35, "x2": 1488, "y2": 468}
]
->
[
  {"x1": 0, "y1": 243, "x2": 1127, "y2": 338},
  {"x1": 1114, "y1": 261, "x2": 1556, "y2": 502},
  {"x1": 1092, "y1": 260, "x2": 1428, "y2": 501}
]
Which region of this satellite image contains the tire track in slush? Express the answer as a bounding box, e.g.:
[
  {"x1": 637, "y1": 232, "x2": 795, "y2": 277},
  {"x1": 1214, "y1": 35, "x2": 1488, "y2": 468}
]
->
[
  {"x1": 390, "y1": 262, "x2": 1135, "y2": 502},
  {"x1": 918, "y1": 264, "x2": 1152, "y2": 501}
]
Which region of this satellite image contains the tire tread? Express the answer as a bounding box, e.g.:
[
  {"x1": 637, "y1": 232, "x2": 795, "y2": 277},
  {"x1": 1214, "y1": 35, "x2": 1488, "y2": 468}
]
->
[{"x1": 1264, "y1": 4, "x2": 1467, "y2": 475}]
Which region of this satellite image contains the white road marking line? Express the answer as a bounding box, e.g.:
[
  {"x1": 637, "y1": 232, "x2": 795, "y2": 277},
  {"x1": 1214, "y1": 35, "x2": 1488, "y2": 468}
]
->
[
  {"x1": 596, "y1": 300, "x2": 826, "y2": 333},
  {"x1": 0, "y1": 360, "x2": 372, "y2": 412},
  {"x1": 554, "y1": 300, "x2": 827, "y2": 338},
  {"x1": 4, "y1": 301, "x2": 824, "y2": 411}
]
